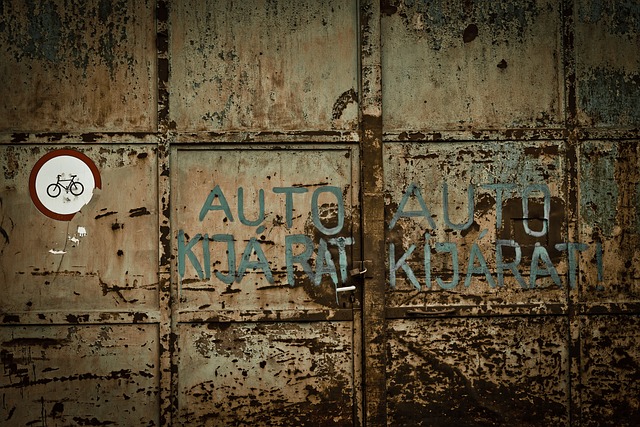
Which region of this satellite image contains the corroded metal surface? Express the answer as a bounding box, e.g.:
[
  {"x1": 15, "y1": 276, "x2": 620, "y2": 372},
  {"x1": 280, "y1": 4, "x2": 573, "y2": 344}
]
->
[
  {"x1": 171, "y1": 145, "x2": 361, "y2": 424},
  {"x1": 172, "y1": 146, "x2": 359, "y2": 316},
  {"x1": 0, "y1": 0, "x2": 156, "y2": 132},
  {"x1": 0, "y1": 145, "x2": 158, "y2": 315},
  {"x1": 0, "y1": 1, "x2": 639, "y2": 425},
  {"x1": 384, "y1": 141, "x2": 571, "y2": 312},
  {"x1": 0, "y1": 324, "x2": 159, "y2": 425},
  {"x1": 387, "y1": 316, "x2": 569, "y2": 426},
  {"x1": 578, "y1": 140, "x2": 640, "y2": 307},
  {"x1": 178, "y1": 321, "x2": 355, "y2": 425},
  {"x1": 381, "y1": 0, "x2": 563, "y2": 131},
  {"x1": 388, "y1": 317, "x2": 569, "y2": 426},
  {"x1": 575, "y1": 0, "x2": 640, "y2": 128},
  {"x1": 169, "y1": 0, "x2": 359, "y2": 132},
  {"x1": 579, "y1": 315, "x2": 640, "y2": 425}
]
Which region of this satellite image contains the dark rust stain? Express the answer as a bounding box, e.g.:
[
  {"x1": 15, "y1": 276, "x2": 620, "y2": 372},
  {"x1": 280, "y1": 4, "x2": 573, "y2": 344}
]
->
[
  {"x1": 81, "y1": 133, "x2": 100, "y2": 143},
  {"x1": 159, "y1": 225, "x2": 171, "y2": 266},
  {"x1": 66, "y1": 314, "x2": 90, "y2": 323},
  {"x1": 2, "y1": 315, "x2": 19, "y2": 323},
  {"x1": 463, "y1": 23, "x2": 479, "y2": 43},
  {"x1": 10, "y1": 133, "x2": 29, "y2": 143},
  {"x1": 331, "y1": 88, "x2": 358, "y2": 121},
  {"x1": 95, "y1": 211, "x2": 118, "y2": 219},
  {"x1": 129, "y1": 207, "x2": 151, "y2": 217},
  {"x1": 132, "y1": 312, "x2": 149, "y2": 323},
  {"x1": 381, "y1": 0, "x2": 398, "y2": 16},
  {"x1": 35, "y1": 132, "x2": 63, "y2": 141}
]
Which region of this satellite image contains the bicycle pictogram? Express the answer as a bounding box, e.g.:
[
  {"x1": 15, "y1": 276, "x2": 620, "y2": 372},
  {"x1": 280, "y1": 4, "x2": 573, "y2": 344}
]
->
[{"x1": 46, "y1": 174, "x2": 85, "y2": 198}]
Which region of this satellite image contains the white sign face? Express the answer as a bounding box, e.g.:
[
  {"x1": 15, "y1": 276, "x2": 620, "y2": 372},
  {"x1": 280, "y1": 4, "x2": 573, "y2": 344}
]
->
[{"x1": 29, "y1": 149, "x2": 101, "y2": 221}]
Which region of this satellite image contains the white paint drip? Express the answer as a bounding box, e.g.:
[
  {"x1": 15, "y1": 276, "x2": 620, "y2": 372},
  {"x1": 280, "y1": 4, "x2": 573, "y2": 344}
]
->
[
  {"x1": 77, "y1": 226, "x2": 87, "y2": 237},
  {"x1": 49, "y1": 249, "x2": 67, "y2": 255},
  {"x1": 68, "y1": 236, "x2": 80, "y2": 245}
]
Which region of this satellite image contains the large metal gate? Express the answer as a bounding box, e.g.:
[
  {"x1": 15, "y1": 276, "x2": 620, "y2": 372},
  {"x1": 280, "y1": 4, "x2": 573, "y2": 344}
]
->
[{"x1": 1, "y1": 1, "x2": 639, "y2": 426}]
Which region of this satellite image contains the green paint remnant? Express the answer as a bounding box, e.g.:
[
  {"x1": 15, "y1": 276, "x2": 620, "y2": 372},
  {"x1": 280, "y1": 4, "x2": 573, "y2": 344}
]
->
[
  {"x1": 10, "y1": 0, "x2": 63, "y2": 63},
  {"x1": 1, "y1": 0, "x2": 137, "y2": 79},
  {"x1": 580, "y1": 142, "x2": 618, "y2": 236},
  {"x1": 579, "y1": 67, "x2": 640, "y2": 127},
  {"x1": 579, "y1": 0, "x2": 640, "y2": 36},
  {"x1": 393, "y1": 0, "x2": 542, "y2": 49}
]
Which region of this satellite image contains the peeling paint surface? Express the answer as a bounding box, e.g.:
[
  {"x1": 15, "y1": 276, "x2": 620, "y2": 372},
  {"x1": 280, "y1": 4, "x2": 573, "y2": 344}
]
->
[
  {"x1": 0, "y1": 1, "x2": 639, "y2": 425},
  {"x1": 381, "y1": 0, "x2": 562, "y2": 130},
  {"x1": 172, "y1": 145, "x2": 361, "y2": 424},
  {"x1": 169, "y1": 0, "x2": 358, "y2": 131},
  {"x1": 576, "y1": 0, "x2": 640, "y2": 127},
  {"x1": 178, "y1": 321, "x2": 354, "y2": 425},
  {"x1": 579, "y1": 315, "x2": 640, "y2": 425},
  {"x1": 173, "y1": 146, "x2": 359, "y2": 314},
  {"x1": 387, "y1": 316, "x2": 569, "y2": 426},
  {"x1": 0, "y1": 0, "x2": 156, "y2": 132},
  {"x1": 579, "y1": 140, "x2": 640, "y2": 304},
  {"x1": 0, "y1": 145, "x2": 158, "y2": 313},
  {"x1": 0, "y1": 324, "x2": 159, "y2": 425},
  {"x1": 384, "y1": 141, "x2": 569, "y2": 310}
]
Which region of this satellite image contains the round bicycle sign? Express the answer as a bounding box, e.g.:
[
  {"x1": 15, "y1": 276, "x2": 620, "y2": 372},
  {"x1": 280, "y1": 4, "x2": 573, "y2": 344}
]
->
[{"x1": 29, "y1": 149, "x2": 102, "y2": 221}]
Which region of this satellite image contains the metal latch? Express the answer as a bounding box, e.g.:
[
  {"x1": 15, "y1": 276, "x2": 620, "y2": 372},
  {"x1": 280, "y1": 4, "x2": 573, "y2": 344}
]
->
[{"x1": 350, "y1": 260, "x2": 372, "y2": 278}]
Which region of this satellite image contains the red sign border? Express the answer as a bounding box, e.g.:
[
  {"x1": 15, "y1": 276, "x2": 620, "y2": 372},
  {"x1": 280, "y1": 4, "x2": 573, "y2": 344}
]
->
[{"x1": 29, "y1": 149, "x2": 102, "y2": 221}]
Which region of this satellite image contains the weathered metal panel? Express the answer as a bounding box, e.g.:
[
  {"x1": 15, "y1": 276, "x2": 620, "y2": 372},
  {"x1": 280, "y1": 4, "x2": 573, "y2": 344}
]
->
[
  {"x1": 0, "y1": 144, "x2": 158, "y2": 315},
  {"x1": 387, "y1": 316, "x2": 569, "y2": 426},
  {"x1": 381, "y1": 0, "x2": 563, "y2": 131},
  {"x1": 579, "y1": 315, "x2": 640, "y2": 425},
  {"x1": 575, "y1": 0, "x2": 640, "y2": 128},
  {"x1": 0, "y1": 324, "x2": 159, "y2": 425},
  {"x1": 178, "y1": 321, "x2": 355, "y2": 425},
  {"x1": 578, "y1": 140, "x2": 640, "y2": 307},
  {"x1": 173, "y1": 146, "x2": 360, "y2": 316},
  {"x1": 384, "y1": 141, "x2": 570, "y2": 312},
  {"x1": 169, "y1": 0, "x2": 359, "y2": 132},
  {"x1": 172, "y1": 145, "x2": 361, "y2": 423},
  {"x1": 0, "y1": 0, "x2": 156, "y2": 132}
]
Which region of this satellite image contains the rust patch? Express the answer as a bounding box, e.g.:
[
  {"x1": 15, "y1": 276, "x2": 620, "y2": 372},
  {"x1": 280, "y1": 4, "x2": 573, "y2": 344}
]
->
[
  {"x1": 463, "y1": 23, "x2": 479, "y2": 43},
  {"x1": 95, "y1": 210, "x2": 118, "y2": 219},
  {"x1": 129, "y1": 207, "x2": 151, "y2": 217},
  {"x1": 331, "y1": 88, "x2": 358, "y2": 121}
]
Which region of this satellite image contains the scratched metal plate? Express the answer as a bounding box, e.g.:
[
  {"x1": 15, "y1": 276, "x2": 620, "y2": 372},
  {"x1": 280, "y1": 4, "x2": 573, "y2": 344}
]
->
[
  {"x1": 172, "y1": 146, "x2": 359, "y2": 316},
  {"x1": 575, "y1": 0, "x2": 640, "y2": 128},
  {"x1": 381, "y1": 0, "x2": 563, "y2": 131},
  {"x1": 0, "y1": 145, "x2": 158, "y2": 315},
  {"x1": 169, "y1": 0, "x2": 358, "y2": 131},
  {"x1": 0, "y1": 324, "x2": 159, "y2": 425},
  {"x1": 0, "y1": 0, "x2": 156, "y2": 132},
  {"x1": 177, "y1": 321, "x2": 355, "y2": 425},
  {"x1": 384, "y1": 141, "x2": 568, "y2": 312},
  {"x1": 578, "y1": 140, "x2": 640, "y2": 306},
  {"x1": 578, "y1": 315, "x2": 640, "y2": 425},
  {"x1": 387, "y1": 316, "x2": 569, "y2": 426}
]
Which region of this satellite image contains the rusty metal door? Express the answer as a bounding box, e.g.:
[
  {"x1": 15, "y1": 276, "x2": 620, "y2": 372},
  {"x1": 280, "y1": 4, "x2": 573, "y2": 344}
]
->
[
  {"x1": 2, "y1": 0, "x2": 640, "y2": 426},
  {"x1": 171, "y1": 146, "x2": 362, "y2": 425},
  {"x1": 0, "y1": 144, "x2": 161, "y2": 425},
  {"x1": 379, "y1": 0, "x2": 573, "y2": 424},
  {"x1": 376, "y1": 1, "x2": 640, "y2": 426},
  {"x1": 382, "y1": 141, "x2": 571, "y2": 425}
]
